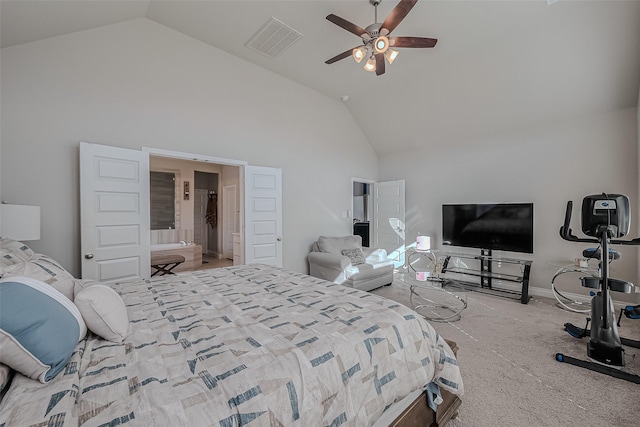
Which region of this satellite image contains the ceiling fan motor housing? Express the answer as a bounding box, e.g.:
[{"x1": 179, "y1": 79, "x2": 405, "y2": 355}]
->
[{"x1": 365, "y1": 23, "x2": 383, "y2": 39}]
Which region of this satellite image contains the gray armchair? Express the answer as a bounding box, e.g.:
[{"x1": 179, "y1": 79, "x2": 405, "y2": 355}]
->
[{"x1": 308, "y1": 235, "x2": 394, "y2": 291}]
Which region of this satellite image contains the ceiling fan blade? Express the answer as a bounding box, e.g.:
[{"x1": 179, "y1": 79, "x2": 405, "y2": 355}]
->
[
  {"x1": 326, "y1": 14, "x2": 368, "y2": 38},
  {"x1": 390, "y1": 36, "x2": 438, "y2": 48},
  {"x1": 375, "y1": 53, "x2": 385, "y2": 76},
  {"x1": 325, "y1": 47, "x2": 359, "y2": 64},
  {"x1": 380, "y1": 0, "x2": 419, "y2": 34}
]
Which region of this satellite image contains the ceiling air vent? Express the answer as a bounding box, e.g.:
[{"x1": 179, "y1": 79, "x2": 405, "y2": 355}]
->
[{"x1": 245, "y1": 17, "x2": 303, "y2": 59}]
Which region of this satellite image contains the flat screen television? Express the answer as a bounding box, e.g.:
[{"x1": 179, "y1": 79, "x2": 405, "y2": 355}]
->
[{"x1": 442, "y1": 203, "x2": 534, "y2": 253}]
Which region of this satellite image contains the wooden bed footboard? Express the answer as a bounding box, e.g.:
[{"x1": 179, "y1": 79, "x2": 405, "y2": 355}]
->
[{"x1": 390, "y1": 340, "x2": 462, "y2": 427}]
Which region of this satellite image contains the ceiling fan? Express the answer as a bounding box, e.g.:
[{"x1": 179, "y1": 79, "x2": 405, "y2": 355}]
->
[{"x1": 325, "y1": 0, "x2": 437, "y2": 76}]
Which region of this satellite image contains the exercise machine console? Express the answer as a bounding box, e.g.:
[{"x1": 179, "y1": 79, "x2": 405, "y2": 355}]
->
[{"x1": 556, "y1": 194, "x2": 640, "y2": 383}]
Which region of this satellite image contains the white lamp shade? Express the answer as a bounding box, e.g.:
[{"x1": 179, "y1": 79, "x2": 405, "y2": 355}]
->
[
  {"x1": 364, "y1": 56, "x2": 376, "y2": 72},
  {"x1": 416, "y1": 235, "x2": 431, "y2": 251},
  {"x1": 374, "y1": 36, "x2": 389, "y2": 53},
  {"x1": 385, "y1": 49, "x2": 399, "y2": 64},
  {"x1": 0, "y1": 204, "x2": 41, "y2": 241},
  {"x1": 352, "y1": 46, "x2": 366, "y2": 63}
]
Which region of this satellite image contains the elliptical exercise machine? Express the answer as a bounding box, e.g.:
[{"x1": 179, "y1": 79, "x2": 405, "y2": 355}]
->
[{"x1": 556, "y1": 194, "x2": 640, "y2": 383}]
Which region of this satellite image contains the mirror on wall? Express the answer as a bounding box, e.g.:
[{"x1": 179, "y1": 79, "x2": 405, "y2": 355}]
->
[{"x1": 150, "y1": 171, "x2": 176, "y2": 230}]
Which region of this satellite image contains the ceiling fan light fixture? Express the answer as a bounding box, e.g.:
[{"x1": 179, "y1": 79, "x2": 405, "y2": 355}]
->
[
  {"x1": 325, "y1": 0, "x2": 436, "y2": 76},
  {"x1": 364, "y1": 56, "x2": 376, "y2": 72},
  {"x1": 385, "y1": 49, "x2": 399, "y2": 64},
  {"x1": 352, "y1": 46, "x2": 367, "y2": 63},
  {"x1": 374, "y1": 35, "x2": 389, "y2": 53}
]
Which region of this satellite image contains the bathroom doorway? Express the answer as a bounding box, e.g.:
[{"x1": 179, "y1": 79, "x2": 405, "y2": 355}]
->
[
  {"x1": 352, "y1": 179, "x2": 374, "y2": 247},
  {"x1": 194, "y1": 171, "x2": 218, "y2": 259},
  {"x1": 149, "y1": 156, "x2": 240, "y2": 272}
]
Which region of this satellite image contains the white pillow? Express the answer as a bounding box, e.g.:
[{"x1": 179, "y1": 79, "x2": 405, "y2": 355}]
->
[
  {"x1": 0, "y1": 237, "x2": 34, "y2": 266},
  {"x1": 0, "y1": 276, "x2": 87, "y2": 383},
  {"x1": 74, "y1": 285, "x2": 129, "y2": 343},
  {"x1": 2, "y1": 254, "x2": 76, "y2": 300}
]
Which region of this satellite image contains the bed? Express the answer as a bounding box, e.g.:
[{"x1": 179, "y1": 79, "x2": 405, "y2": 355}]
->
[{"x1": 0, "y1": 239, "x2": 463, "y2": 426}]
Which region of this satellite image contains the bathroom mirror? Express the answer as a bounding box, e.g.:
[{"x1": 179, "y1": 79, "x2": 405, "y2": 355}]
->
[{"x1": 150, "y1": 171, "x2": 177, "y2": 230}]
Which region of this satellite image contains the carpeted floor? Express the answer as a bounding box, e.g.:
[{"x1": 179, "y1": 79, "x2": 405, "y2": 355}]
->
[{"x1": 371, "y1": 277, "x2": 640, "y2": 427}]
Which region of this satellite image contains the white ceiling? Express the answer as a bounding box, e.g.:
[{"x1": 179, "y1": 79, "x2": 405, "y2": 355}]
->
[{"x1": 2, "y1": 0, "x2": 639, "y2": 155}]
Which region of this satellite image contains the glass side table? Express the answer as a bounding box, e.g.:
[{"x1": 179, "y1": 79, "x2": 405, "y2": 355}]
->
[
  {"x1": 548, "y1": 261, "x2": 600, "y2": 313},
  {"x1": 396, "y1": 249, "x2": 468, "y2": 322}
]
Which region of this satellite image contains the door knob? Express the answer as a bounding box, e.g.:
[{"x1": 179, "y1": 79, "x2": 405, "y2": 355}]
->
[
  {"x1": 85, "y1": 253, "x2": 94, "y2": 259},
  {"x1": 277, "y1": 237, "x2": 282, "y2": 241}
]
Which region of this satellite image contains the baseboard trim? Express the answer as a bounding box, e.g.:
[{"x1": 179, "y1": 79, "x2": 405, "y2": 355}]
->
[{"x1": 492, "y1": 281, "x2": 635, "y2": 310}]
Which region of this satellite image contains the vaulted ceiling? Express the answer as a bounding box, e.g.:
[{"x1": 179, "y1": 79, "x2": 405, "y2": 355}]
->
[{"x1": 2, "y1": 1, "x2": 639, "y2": 155}]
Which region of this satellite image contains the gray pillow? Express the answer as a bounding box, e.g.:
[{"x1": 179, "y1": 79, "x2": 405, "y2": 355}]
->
[{"x1": 341, "y1": 248, "x2": 366, "y2": 265}]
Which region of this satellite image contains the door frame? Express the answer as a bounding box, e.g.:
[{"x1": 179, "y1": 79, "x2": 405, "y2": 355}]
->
[{"x1": 142, "y1": 147, "x2": 248, "y2": 264}]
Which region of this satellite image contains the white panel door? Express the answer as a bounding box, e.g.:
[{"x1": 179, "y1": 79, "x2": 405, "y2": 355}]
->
[
  {"x1": 244, "y1": 166, "x2": 282, "y2": 267},
  {"x1": 374, "y1": 180, "x2": 406, "y2": 268},
  {"x1": 80, "y1": 142, "x2": 150, "y2": 281}
]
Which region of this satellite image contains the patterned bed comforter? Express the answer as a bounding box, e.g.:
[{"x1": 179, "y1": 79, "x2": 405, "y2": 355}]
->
[{"x1": 0, "y1": 264, "x2": 463, "y2": 426}]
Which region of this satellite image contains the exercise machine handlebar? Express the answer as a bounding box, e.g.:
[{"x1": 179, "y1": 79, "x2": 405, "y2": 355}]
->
[{"x1": 559, "y1": 201, "x2": 640, "y2": 246}]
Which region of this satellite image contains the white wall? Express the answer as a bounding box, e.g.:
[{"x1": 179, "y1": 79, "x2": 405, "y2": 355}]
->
[
  {"x1": 0, "y1": 18, "x2": 377, "y2": 276},
  {"x1": 379, "y1": 108, "x2": 639, "y2": 303}
]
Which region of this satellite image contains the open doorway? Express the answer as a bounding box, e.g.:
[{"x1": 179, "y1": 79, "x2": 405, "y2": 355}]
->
[
  {"x1": 149, "y1": 156, "x2": 240, "y2": 272},
  {"x1": 194, "y1": 171, "x2": 223, "y2": 267},
  {"x1": 352, "y1": 179, "x2": 374, "y2": 247}
]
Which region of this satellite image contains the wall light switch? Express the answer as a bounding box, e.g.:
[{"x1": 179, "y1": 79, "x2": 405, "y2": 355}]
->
[{"x1": 341, "y1": 211, "x2": 347, "y2": 218}]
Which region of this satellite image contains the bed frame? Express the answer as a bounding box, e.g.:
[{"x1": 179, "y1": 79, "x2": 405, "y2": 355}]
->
[{"x1": 391, "y1": 340, "x2": 462, "y2": 427}]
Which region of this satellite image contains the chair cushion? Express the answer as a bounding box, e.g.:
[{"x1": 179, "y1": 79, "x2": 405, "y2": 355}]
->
[
  {"x1": 341, "y1": 248, "x2": 366, "y2": 265},
  {"x1": 317, "y1": 235, "x2": 362, "y2": 254}
]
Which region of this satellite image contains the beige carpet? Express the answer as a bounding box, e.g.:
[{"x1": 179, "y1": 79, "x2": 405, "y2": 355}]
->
[{"x1": 371, "y1": 279, "x2": 640, "y2": 427}]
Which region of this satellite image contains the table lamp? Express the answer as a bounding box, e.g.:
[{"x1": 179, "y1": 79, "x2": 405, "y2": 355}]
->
[
  {"x1": 416, "y1": 235, "x2": 431, "y2": 251},
  {"x1": 0, "y1": 204, "x2": 41, "y2": 241}
]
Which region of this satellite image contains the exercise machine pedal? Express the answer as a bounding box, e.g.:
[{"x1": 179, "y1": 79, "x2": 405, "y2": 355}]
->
[
  {"x1": 563, "y1": 319, "x2": 590, "y2": 339},
  {"x1": 617, "y1": 305, "x2": 640, "y2": 326}
]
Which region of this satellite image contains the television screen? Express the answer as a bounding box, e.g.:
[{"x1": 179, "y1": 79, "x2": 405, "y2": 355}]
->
[{"x1": 442, "y1": 203, "x2": 534, "y2": 253}]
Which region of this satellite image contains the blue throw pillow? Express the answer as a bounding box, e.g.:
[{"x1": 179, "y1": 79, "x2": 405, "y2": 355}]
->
[{"x1": 0, "y1": 276, "x2": 86, "y2": 383}]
